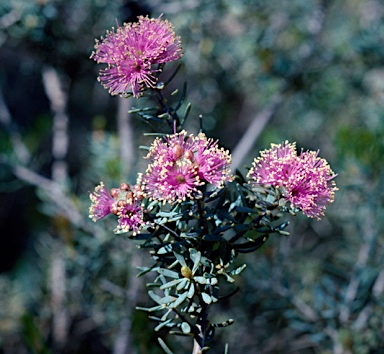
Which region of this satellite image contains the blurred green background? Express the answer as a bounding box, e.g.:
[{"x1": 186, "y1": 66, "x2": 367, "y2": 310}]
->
[{"x1": 1, "y1": 0, "x2": 384, "y2": 353}]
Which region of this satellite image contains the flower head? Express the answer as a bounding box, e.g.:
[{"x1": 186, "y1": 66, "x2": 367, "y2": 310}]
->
[
  {"x1": 194, "y1": 132, "x2": 233, "y2": 188},
  {"x1": 89, "y1": 182, "x2": 115, "y2": 221},
  {"x1": 247, "y1": 141, "x2": 337, "y2": 219},
  {"x1": 91, "y1": 15, "x2": 183, "y2": 97},
  {"x1": 116, "y1": 199, "x2": 146, "y2": 235},
  {"x1": 141, "y1": 131, "x2": 233, "y2": 204},
  {"x1": 89, "y1": 182, "x2": 147, "y2": 234}
]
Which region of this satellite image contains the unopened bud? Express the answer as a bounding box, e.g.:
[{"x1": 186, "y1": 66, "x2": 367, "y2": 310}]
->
[
  {"x1": 135, "y1": 190, "x2": 144, "y2": 200},
  {"x1": 110, "y1": 204, "x2": 119, "y2": 215},
  {"x1": 184, "y1": 150, "x2": 194, "y2": 161},
  {"x1": 181, "y1": 266, "x2": 193, "y2": 279},
  {"x1": 110, "y1": 188, "x2": 120, "y2": 199},
  {"x1": 126, "y1": 191, "x2": 134, "y2": 200},
  {"x1": 120, "y1": 183, "x2": 130, "y2": 191},
  {"x1": 173, "y1": 144, "x2": 183, "y2": 159}
]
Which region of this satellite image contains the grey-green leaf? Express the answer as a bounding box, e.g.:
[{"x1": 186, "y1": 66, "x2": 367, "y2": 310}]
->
[
  {"x1": 148, "y1": 290, "x2": 163, "y2": 305},
  {"x1": 158, "y1": 268, "x2": 180, "y2": 279},
  {"x1": 181, "y1": 322, "x2": 191, "y2": 334},
  {"x1": 157, "y1": 338, "x2": 174, "y2": 354},
  {"x1": 201, "y1": 292, "x2": 212, "y2": 304},
  {"x1": 171, "y1": 291, "x2": 188, "y2": 308},
  {"x1": 160, "y1": 279, "x2": 183, "y2": 290}
]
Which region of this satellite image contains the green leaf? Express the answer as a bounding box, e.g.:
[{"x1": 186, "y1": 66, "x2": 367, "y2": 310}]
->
[
  {"x1": 176, "y1": 278, "x2": 189, "y2": 291},
  {"x1": 160, "y1": 296, "x2": 177, "y2": 305},
  {"x1": 182, "y1": 102, "x2": 192, "y2": 124},
  {"x1": 173, "y1": 251, "x2": 187, "y2": 267},
  {"x1": 194, "y1": 276, "x2": 207, "y2": 284},
  {"x1": 190, "y1": 249, "x2": 201, "y2": 274},
  {"x1": 208, "y1": 277, "x2": 218, "y2": 286},
  {"x1": 233, "y1": 235, "x2": 269, "y2": 253},
  {"x1": 187, "y1": 282, "x2": 195, "y2": 298},
  {"x1": 201, "y1": 292, "x2": 212, "y2": 304},
  {"x1": 203, "y1": 234, "x2": 223, "y2": 241},
  {"x1": 216, "y1": 209, "x2": 238, "y2": 223},
  {"x1": 136, "y1": 265, "x2": 156, "y2": 277},
  {"x1": 212, "y1": 319, "x2": 235, "y2": 328},
  {"x1": 234, "y1": 206, "x2": 259, "y2": 214},
  {"x1": 171, "y1": 291, "x2": 188, "y2": 308},
  {"x1": 160, "y1": 279, "x2": 183, "y2": 290},
  {"x1": 224, "y1": 274, "x2": 235, "y2": 283},
  {"x1": 154, "y1": 319, "x2": 173, "y2": 332},
  {"x1": 156, "y1": 210, "x2": 180, "y2": 218},
  {"x1": 157, "y1": 338, "x2": 174, "y2": 354},
  {"x1": 233, "y1": 224, "x2": 251, "y2": 233},
  {"x1": 168, "y1": 331, "x2": 193, "y2": 337},
  {"x1": 148, "y1": 290, "x2": 163, "y2": 305},
  {"x1": 157, "y1": 245, "x2": 173, "y2": 254},
  {"x1": 136, "y1": 305, "x2": 163, "y2": 312},
  {"x1": 158, "y1": 268, "x2": 180, "y2": 279},
  {"x1": 229, "y1": 264, "x2": 247, "y2": 276},
  {"x1": 181, "y1": 322, "x2": 191, "y2": 334},
  {"x1": 224, "y1": 343, "x2": 229, "y2": 354}
]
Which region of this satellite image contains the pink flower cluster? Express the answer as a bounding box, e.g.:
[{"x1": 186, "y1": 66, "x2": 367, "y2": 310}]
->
[
  {"x1": 140, "y1": 131, "x2": 233, "y2": 203},
  {"x1": 91, "y1": 15, "x2": 183, "y2": 97},
  {"x1": 89, "y1": 182, "x2": 146, "y2": 234},
  {"x1": 247, "y1": 141, "x2": 337, "y2": 219}
]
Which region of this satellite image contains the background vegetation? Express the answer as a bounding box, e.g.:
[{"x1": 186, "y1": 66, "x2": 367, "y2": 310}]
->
[{"x1": 1, "y1": 0, "x2": 383, "y2": 353}]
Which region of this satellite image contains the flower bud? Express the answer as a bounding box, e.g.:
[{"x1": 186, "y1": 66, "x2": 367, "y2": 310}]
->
[
  {"x1": 126, "y1": 191, "x2": 134, "y2": 200},
  {"x1": 110, "y1": 188, "x2": 120, "y2": 199},
  {"x1": 120, "y1": 183, "x2": 130, "y2": 191},
  {"x1": 117, "y1": 200, "x2": 125, "y2": 207},
  {"x1": 173, "y1": 144, "x2": 183, "y2": 159},
  {"x1": 135, "y1": 190, "x2": 144, "y2": 201},
  {"x1": 181, "y1": 265, "x2": 193, "y2": 279},
  {"x1": 184, "y1": 150, "x2": 194, "y2": 161},
  {"x1": 110, "y1": 203, "x2": 119, "y2": 215}
]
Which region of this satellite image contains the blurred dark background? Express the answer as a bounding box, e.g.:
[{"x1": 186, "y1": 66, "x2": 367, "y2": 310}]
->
[{"x1": 0, "y1": 0, "x2": 384, "y2": 353}]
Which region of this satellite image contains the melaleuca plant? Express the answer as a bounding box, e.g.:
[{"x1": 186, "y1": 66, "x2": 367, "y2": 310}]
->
[{"x1": 89, "y1": 15, "x2": 338, "y2": 353}]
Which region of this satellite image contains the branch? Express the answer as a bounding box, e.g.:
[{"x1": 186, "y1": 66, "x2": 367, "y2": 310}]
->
[
  {"x1": 339, "y1": 206, "x2": 376, "y2": 324},
  {"x1": 12, "y1": 164, "x2": 100, "y2": 236},
  {"x1": 42, "y1": 66, "x2": 69, "y2": 183},
  {"x1": 50, "y1": 242, "x2": 69, "y2": 349},
  {"x1": 0, "y1": 9, "x2": 22, "y2": 30},
  {"x1": 117, "y1": 98, "x2": 135, "y2": 178},
  {"x1": 230, "y1": 1, "x2": 328, "y2": 172},
  {"x1": 230, "y1": 94, "x2": 283, "y2": 172}
]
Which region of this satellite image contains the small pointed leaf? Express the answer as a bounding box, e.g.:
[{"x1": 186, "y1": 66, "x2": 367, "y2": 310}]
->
[
  {"x1": 187, "y1": 283, "x2": 195, "y2": 298},
  {"x1": 158, "y1": 268, "x2": 180, "y2": 279},
  {"x1": 201, "y1": 292, "x2": 212, "y2": 304},
  {"x1": 181, "y1": 322, "x2": 191, "y2": 334},
  {"x1": 148, "y1": 290, "x2": 163, "y2": 305},
  {"x1": 160, "y1": 279, "x2": 183, "y2": 290},
  {"x1": 194, "y1": 276, "x2": 207, "y2": 284},
  {"x1": 171, "y1": 291, "x2": 188, "y2": 308},
  {"x1": 157, "y1": 338, "x2": 174, "y2": 354}
]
